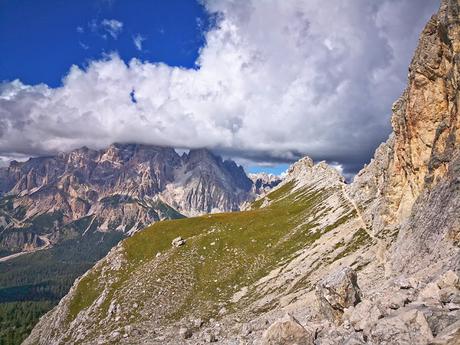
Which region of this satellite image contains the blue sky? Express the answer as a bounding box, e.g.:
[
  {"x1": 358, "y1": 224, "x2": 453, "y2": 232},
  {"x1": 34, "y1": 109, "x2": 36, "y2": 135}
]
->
[
  {"x1": 247, "y1": 164, "x2": 289, "y2": 176},
  {"x1": 0, "y1": 0, "x2": 213, "y2": 87}
]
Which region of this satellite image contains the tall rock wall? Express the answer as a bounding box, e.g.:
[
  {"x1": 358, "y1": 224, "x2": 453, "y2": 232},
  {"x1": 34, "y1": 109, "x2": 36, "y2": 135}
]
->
[{"x1": 350, "y1": 0, "x2": 460, "y2": 236}]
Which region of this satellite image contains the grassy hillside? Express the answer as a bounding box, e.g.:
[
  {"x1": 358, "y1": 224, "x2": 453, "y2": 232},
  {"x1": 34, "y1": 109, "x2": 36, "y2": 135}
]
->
[
  {"x1": 52, "y1": 175, "x2": 371, "y2": 343},
  {"x1": 0, "y1": 192, "x2": 187, "y2": 344},
  {"x1": 70, "y1": 183, "x2": 326, "y2": 320}
]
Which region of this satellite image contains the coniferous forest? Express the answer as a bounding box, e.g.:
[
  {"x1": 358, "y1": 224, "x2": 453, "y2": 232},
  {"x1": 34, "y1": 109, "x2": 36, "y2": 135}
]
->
[{"x1": 0, "y1": 232, "x2": 123, "y2": 345}]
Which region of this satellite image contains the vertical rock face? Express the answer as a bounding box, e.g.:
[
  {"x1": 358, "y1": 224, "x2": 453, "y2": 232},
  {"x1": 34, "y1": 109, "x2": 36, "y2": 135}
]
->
[
  {"x1": 350, "y1": 0, "x2": 460, "y2": 235},
  {"x1": 389, "y1": 153, "x2": 460, "y2": 276},
  {"x1": 160, "y1": 148, "x2": 253, "y2": 216},
  {"x1": 389, "y1": 0, "x2": 460, "y2": 220},
  {"x1": 0, "y1": 144, "x2": 255, "y2": 254}
]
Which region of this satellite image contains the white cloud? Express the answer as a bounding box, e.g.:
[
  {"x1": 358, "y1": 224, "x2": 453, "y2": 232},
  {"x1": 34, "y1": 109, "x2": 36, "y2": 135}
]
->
[
  {"x1": 133, "y1": 34, "x2": 146, "y2": 51},
  {"x1": 0, "y1": 154, "x2": 29, "y2": 167},
  {"x1": 101, "y1": 19, "x2": 123, "y2": 39},
  {"x1": 79, "y1": 42, "x2": 89, "y2": 50},
  {"x1": 0, "y1": 0, "x2": 438, "y2": 173}
]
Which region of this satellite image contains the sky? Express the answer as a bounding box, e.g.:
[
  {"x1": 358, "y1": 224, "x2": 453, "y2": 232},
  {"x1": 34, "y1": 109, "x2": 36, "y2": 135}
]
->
[
  {"x1": 0, "y1": 0, "x2": 439, "y2": 177},
  {"x1": 0, "y1": 0, "x2": 212, "y2": 87}
]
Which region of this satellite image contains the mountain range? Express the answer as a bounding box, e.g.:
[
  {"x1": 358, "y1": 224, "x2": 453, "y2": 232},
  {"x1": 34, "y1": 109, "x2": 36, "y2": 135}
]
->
[
  {"x1": 23, "y1": 1, "x2": 460, "y2": 344},
  {"x1": 0, "y1": 144, "x2": 269, "y2": 257}
]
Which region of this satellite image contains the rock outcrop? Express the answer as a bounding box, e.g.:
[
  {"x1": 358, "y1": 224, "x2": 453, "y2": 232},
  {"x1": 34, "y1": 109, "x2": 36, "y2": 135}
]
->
[
  {"x1": 339, "y1": 270, "x2": 460, "y2": 345},
  {"x1": 249, "y1": 173, "x2": 282, "y2": 195},
  {"x1": 261, "y1": 314, "x2": 315, "y2": 345},
  {"x1": 350, "y1": 0, "x2": 460, "y2": 238},
  {"x1": 315, "y1": 267, "x2": 362, "y2": 324},
  {"x1": 160, "y1": 148, "x2": 254, "y2": 217}
]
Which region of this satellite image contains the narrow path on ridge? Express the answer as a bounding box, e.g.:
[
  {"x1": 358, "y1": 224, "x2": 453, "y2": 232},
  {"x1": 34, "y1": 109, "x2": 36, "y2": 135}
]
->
[
  {"x1": 340, "y1": 184, "x2": 377, "y2": 241},
  {"x1": 340, "y1": 184, "x2": 388, "y2": 267}
]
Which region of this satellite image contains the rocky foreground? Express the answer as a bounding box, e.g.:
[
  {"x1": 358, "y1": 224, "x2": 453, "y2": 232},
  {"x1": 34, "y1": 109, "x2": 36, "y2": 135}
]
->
[{"x1": 24, "y1": 1, "x2": 460, "y2": 344}]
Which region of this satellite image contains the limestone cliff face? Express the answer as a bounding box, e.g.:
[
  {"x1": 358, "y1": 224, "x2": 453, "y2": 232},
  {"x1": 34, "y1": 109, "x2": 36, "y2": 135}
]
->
[
  {"x1": 351, "y1": 0, "x2": 460, "y2": 235},
  {"x1": 390, "y1": 153, "x2": 460, "y2": 276},
  {"x1": 160, "y1": 149, "x2": 254, "y2": 217}
]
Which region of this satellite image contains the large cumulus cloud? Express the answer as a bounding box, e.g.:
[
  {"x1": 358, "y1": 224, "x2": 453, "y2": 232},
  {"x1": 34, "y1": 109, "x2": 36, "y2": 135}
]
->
[{"x1": 0, "y1": 0, "x2": 438, "y2": 174}]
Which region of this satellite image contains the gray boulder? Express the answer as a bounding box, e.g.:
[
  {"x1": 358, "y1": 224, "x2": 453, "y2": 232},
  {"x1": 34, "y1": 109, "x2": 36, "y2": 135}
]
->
[
  {"x1": 368, "y1": 308, "x2": 433, "y2": 345},
  {"x1": 343, "y1": 299, "x2": 384, "y2": 333},
  {"x1": 261, "y1": 313, "x2": 314, "y2": 345},
  {"x1": 172, "y1": 237, "x2": 186, "y2": 247},
  {"x1": 316, "y1": 267, "x2": 362, "y2": 324}
]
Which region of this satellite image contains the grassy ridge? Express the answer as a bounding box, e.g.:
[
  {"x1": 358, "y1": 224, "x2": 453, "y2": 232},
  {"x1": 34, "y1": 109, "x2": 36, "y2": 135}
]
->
[{"x1": 66, "y1": 181, "x2": 361, "y2": 332}]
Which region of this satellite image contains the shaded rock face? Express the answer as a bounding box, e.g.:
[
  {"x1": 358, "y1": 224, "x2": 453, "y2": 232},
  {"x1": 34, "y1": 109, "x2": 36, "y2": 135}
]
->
[
  {"x1": 0, "y1": 144, "x2": 254, "y2": 253},
  {"x1": 389, "y1": 153, "x2": 460, "y2": 276},
  {"x1": 161, "y1": 149, "x2": 254, "y2": 216},
  {"x1": 0, "y1": 230, "x2": 45, "y2": 253},
  {"x1": 315, "y1": 267, "x2": 362, "y2": 324}
]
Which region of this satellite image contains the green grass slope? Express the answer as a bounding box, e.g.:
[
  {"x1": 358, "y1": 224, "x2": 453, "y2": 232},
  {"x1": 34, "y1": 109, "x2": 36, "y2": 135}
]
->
[
  {"x1": 0, "y1": 194, "x2": 186, "y2": 344},
  {"x1": 47, "y1": 174, "x2": 372, "y2": 344}
]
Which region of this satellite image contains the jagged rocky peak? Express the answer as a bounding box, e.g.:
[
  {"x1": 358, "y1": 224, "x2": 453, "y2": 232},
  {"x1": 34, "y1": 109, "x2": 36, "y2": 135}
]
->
[
  {"x1": 8, "y1": 156, "x2": 64, "y2": 195},
  {"x1": 183, "y1": 149, "x2": 249, "y2": 187},
  {"x1": 99, "y1": 143, "x2": 180, "y2": 166},
  {"x1": 159, "y1": 148, "x2": 254, "y2": 216},
  {"x1": 248, "y1": 172, "x2": 282, "y2": 194},
  {"x1": 245, "y1": 156, "x2": 346, "y2": 211},
  {"x1": 284, "y1": 156, "x2": 345, "y2": 189},
  {"x1": 222, "y1": 159, "x2": 254, "y2": 191},
  {"x1": 288, "y1": 156, "x2": 314, "y2": 173},
  {"x1": 183, "y1": 148, "x2": 252, "y2": 191},
  {"x1": 93, "y1": 143, "x2": 180, "y2": 175},
  {"x1": 186, "y1": 147, "x2": 219, "y2": 163}
]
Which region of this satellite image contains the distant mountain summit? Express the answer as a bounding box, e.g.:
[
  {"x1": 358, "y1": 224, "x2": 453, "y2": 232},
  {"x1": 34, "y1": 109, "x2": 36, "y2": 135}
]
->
[
  {"x1": 161, "y1": 148, "x2": 254, "y2": 217},
  {"x1": 0, "y1": 144, "x2": 258, "y2": 255},
  {"x1": 248, "y1": 172, "x2": 282, "y2": 194}
]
